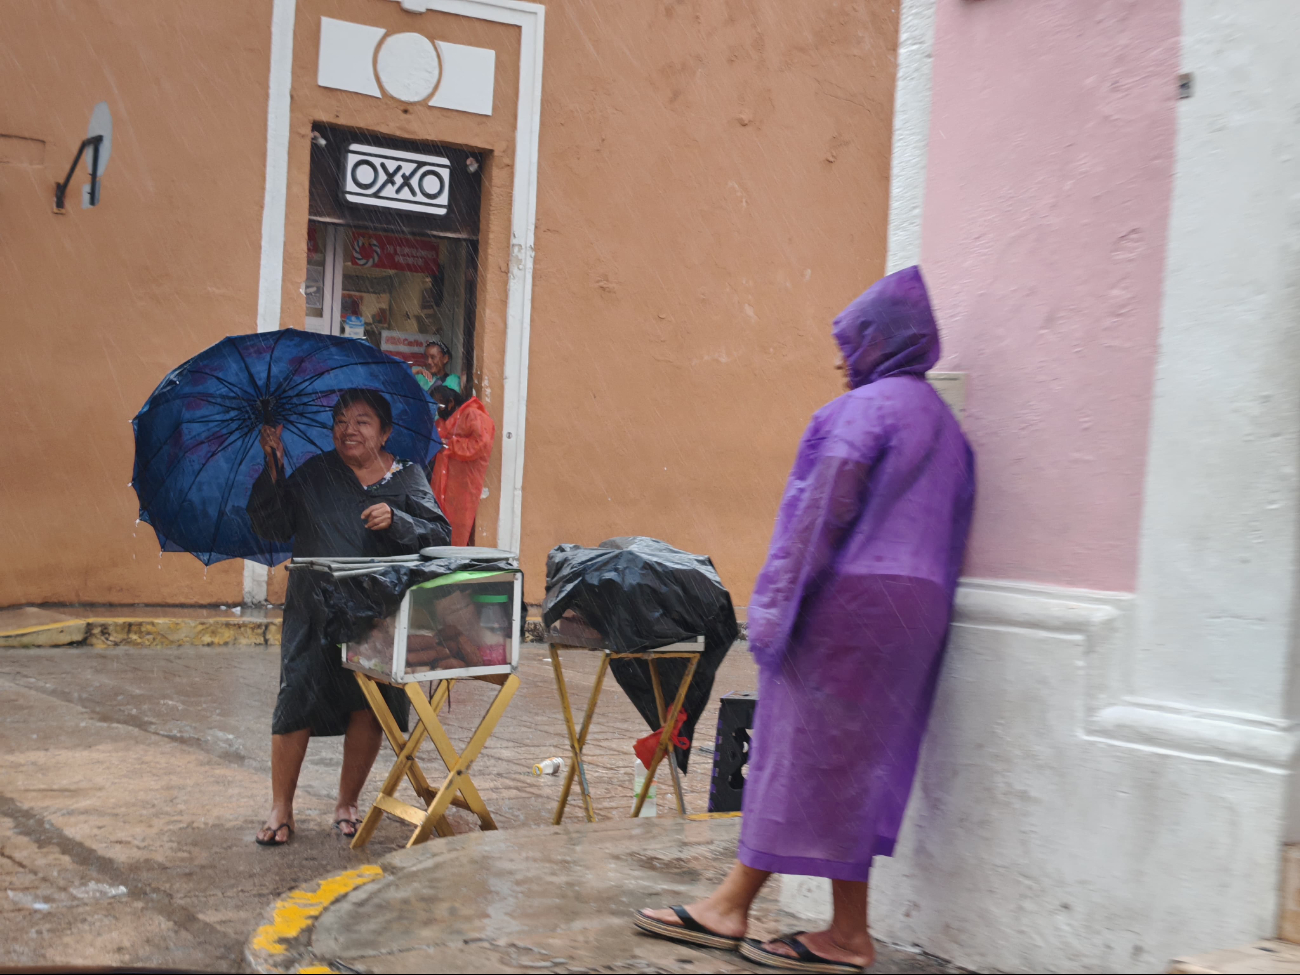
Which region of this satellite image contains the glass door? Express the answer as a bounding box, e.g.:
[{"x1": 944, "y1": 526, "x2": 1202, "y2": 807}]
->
[{"x1": 304, "y1": 221, "x2": 344, "y2": 335}]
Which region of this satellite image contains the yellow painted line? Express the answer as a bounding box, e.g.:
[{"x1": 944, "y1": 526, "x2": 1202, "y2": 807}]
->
[
  {"x1": 0, "y1": 620, "x2": 86, "y2": 637},
  {"x1": 0, "y1": 616, "x2": 270, "y2": 637},
  {"x1": 685, "y1": 811, "x2": 742, "y2": 820},
  {"x1": 250, "y1": 865, "x2": 383, "y2": 957}
]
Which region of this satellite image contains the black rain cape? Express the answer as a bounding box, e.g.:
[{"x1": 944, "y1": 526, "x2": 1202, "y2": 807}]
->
[{"x1": 542, "y1": 537, "x2": 739, "y2": 771}]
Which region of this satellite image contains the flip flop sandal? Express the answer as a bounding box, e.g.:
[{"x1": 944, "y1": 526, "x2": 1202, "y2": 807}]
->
[
  {"x1": 739, "y1": 932, "x2": 870, "y2": 973},
  {"x1": 333, "y1": 818, "x2": 362, "y2": 837},
  {"x1": 255, "y1": 822, "x2": 293, "y2": 847},
  {"x1": 632, "y1": 906, "x2": 742, "y2": 951}
]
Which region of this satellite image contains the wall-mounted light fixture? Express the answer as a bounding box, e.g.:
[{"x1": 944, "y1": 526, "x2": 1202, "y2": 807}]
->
[
  {"x1": 53, "y1": 136, "x2": 102, "y2": 213},
  {"x1": 52, "y1": 102, "x2": 112, "y2": 214}
]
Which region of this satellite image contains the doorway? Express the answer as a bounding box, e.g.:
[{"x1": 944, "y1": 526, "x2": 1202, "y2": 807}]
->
[{"x1": 304, "y1": 123, "x2": 482, "y2": 393}]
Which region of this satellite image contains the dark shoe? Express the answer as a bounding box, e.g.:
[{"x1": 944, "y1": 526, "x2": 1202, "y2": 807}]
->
[
  {"x1": 255, "y1": 822, "x2": 293, "y2": 847},
  {"x1": 739, "y1": 933, "x2": 870, "y2": 973},
  {"x1": 333, "y1": 817, "x2": 361, "y2": 838},
  {"x1": 632, "y1": 906, "x2": 742, "y2": 951}
]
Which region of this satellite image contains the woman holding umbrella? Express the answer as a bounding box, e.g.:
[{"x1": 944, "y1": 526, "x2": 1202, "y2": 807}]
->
[{"x1": 247, "y1": 388, "x2": 451, "y2": 845}]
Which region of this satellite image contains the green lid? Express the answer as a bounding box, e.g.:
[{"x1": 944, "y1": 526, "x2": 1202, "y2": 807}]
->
[
  {"x1": 472, "y1": 595, "x2": 510, "y2": 603},
  {"x1": 410, "y1": 569, "x2": 520, "y2": 590}
]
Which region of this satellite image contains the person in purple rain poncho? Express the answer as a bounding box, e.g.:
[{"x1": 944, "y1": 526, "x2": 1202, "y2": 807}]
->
[{"x1": 635, "y1": 266, "x2": 974, "y2": 974}]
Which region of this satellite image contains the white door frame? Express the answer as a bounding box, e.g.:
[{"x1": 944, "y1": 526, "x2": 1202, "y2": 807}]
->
[
  {"x1": 304, "y1": 223, "x2": 345, "y2": 334},
  {"x1": 254, "y1": 0, "x2": 545, "y2": 573}
]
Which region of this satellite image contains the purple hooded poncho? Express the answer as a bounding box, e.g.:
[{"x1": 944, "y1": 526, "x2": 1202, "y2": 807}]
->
[{"x1": 738, "y1": 266, "x2": 974, "y2": 882}]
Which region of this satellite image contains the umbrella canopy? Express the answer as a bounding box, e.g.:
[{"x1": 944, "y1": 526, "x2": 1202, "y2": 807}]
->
[{"x1": 132, "y1": 329, "x2": 441, "y2": 566}]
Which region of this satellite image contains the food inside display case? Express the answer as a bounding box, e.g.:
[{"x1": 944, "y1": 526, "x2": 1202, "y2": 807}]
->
[{"x1": 343, "y1": 570, "x2": 520, "y2": 682}]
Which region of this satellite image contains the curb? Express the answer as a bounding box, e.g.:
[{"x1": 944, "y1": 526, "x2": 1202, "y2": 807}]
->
[
  {"x1": 0, "y1": 617, "x2": 281, "y2": 648},
  {"x1": 245, "y1": 864, "x2": 385, "y2": 974}
]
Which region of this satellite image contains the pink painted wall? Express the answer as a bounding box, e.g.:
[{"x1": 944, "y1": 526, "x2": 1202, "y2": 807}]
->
[{"x1": 921, "y1": 0, "x2": 1180, "y2": 592}]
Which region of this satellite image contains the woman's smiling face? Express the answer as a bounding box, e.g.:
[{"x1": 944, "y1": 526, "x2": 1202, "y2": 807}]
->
[{"x1": 333, "y1": 401, "x2": 389, "y2": 466}]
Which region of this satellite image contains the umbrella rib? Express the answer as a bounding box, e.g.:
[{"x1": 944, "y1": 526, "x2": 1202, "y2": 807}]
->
[
  {"x1": 278, "y1": 413, "x2": 331, "y2": 452},
  {"x1": 144, "y1": 390, "x2": 251, "y2": 414},
  {"x1": 276, "y1": 358, "x2": 410, "y2": 399},
  {"x1": 204, "y1": 428, "x2": 269, "y2": 563},
  {"x1": 265, "y1": 339, "x2": 365, "y2": 396},
  {"x1": 265, "y1": 328, "x2": 290, "y2": 401},
  {"x1": 134, "y1": 414, "x2": 252, "y2": 494},
  {"x1": 138, "y1": 422, "x2": 258, "y2": 516},
  {"x1": 231, "y1": 337, "x2": 269, "y2": 401},
  {"x1": 173, "y1": 369, "x2": 257, "y2": 401}
]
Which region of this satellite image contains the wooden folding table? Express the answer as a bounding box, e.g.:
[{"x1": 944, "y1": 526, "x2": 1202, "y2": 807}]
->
[
  {"x1": 546, "y1": 627, "x2": 703, "y2": 824},
  {"x1": 350, "y1": 671, "x2": 520, "y2": 849},
  {"x1": 295, "y1": 550, "x2": 526, "y2": 850}
]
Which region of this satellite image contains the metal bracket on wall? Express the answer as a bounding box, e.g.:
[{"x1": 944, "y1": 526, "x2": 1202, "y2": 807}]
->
[{"x1": 52, "y1": 135, "x2": 103, "y2": 213}]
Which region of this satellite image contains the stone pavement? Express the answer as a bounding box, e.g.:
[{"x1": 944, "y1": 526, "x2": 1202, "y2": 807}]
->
[{"x1": 0, "y1": 643, "x2": 963, "y2": 973}]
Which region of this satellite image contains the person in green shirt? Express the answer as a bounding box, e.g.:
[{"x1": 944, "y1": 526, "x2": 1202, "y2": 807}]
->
[{"x1": 413, "y1": 339, "x2": 461, "y2": 394}]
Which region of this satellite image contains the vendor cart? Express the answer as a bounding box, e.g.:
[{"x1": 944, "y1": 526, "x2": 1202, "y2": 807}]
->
[
  {"x1": 541, "y1": 537, "x2": 738, "y2": 825},
  {"x1": 293, "y1": 546, "x2": 522, "y2": 849}
]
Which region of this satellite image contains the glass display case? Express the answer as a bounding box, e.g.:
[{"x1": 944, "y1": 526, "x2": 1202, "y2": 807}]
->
[{"x1": 343, "y1": 569, "x2": 521, "y2": 683}]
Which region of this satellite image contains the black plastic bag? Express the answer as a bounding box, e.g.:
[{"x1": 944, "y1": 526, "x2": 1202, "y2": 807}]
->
[{"x1": 542, "y1": 537, "x2": 739, "y2": 771}]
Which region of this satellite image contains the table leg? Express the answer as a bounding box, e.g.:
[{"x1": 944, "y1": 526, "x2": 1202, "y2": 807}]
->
[
  {"x1": 550, "y1": 650, "x2": 603, "y2": 824},
  {"x1": 351, "y1": 674, "x2": 452, "y2": 848},
  {"x1": 405, "y1": 675, "x2": 520, "y2": 846},
  {"x1": 646, "y1": 661, "x2": 687, "y2": 815},
  {"x1": 406, "y1": 680, "x2": 510, "y2": 831},
  {"x1": 633, "y1": 655, "x2": 700, "y2": 818}
]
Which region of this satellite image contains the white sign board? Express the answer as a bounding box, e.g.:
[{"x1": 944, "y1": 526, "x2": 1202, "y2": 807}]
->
[
  {"x1": 343, "y1": 143, "x2": 450, "y2": 215},
  {"x1": 317, "y1": 18, "x2": 496, "y2": 117},
  {"x1": 380, "y1": 330, "x2": 429, "y2": 367}
]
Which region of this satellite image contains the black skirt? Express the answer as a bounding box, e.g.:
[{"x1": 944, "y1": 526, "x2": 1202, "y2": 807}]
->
[{"x1": 272, "y1": 572, "x2": 409, "y2": 736}]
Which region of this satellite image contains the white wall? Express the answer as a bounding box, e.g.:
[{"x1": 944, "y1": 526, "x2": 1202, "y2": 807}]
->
[
  {"x1": 1133, "y1": 0, "x2": 1300, "y2": 729},
  {"x1": 871, "y1": 582, "x2": 1288, "y2": 974}
]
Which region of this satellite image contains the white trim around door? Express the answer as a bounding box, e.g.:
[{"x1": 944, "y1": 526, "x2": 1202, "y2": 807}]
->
[{"x1": 253, "y1": 0, "x2": 545, "y2": 576}]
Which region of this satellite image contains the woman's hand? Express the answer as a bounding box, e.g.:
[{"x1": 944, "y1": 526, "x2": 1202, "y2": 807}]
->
[
  {"x1": 361, "y1": 503, "x2": 393, "y2": 531},
  {"x1": 260, "y1": 424, "x2": 285, "y2": 481}
]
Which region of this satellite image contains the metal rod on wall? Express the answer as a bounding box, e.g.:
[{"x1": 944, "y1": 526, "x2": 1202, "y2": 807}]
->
[{"x1": 53, "y1": 135, "x2": 103, "y2": 213}]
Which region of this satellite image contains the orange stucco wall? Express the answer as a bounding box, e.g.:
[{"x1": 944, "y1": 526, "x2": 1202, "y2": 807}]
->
[
  {"x1": 0, "y1": 2, "x2": 270, "y2": 605},
  {"x1": 2, "y1": 0, "x2": 897, "y2": 609},
  {"x1": 519, "y1": 1, "x2": 899, "y2": 602}
]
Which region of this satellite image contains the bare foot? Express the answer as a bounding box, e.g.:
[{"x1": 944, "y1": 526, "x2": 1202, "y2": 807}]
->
[
  {"x1": 256, "y1": 819, "x2": 294, "y2": 844},
  {"x1": 640, "y1": 899, "x2": 747, "y2": 939},
  {"x1": 761, "y1": 929, "x2": 875, "y2": 968},
  {"x1": 257, "y1": 799, "x2": 295, "y2": 844},
  {"x1": 333, "y1": 802, "x2": 362, "y2": 837}
]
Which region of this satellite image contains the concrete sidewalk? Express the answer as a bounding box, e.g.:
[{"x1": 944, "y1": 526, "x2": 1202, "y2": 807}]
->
[
  {"x1": 0, "y1": 643, "x2": 758, "y2": 970},
  {"x1": 246, "y1": 815, "x2": 964, "y2": 974},
  {"x1": 0, "y1": 604, "x2": 282, "y2": 648}
]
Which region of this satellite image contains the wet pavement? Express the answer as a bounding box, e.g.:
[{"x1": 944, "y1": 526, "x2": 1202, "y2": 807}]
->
[
  {"x1": 0, "y1": 644, "x2": 963, "y2": 973},
  {"x1": 271, "y1": 815, "x2": 962, "y2": 974},
  {"x1": 0, "y1": 643, "x2": 756, "y2": 971}
]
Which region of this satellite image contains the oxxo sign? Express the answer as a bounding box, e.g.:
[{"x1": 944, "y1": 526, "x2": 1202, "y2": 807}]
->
[{"x1": 343, "y1": 144, "x2": 451, "y2": 215}]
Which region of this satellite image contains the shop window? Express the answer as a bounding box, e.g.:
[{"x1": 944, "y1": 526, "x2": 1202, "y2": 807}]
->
[{"x1": 304, "y1": 123, "x2": 481, "y2": 394}]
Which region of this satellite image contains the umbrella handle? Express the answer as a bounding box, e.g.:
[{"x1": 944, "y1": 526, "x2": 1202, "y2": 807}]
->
[{"x1": 259, "y1": 424, "x2": 286, "y2": 482}]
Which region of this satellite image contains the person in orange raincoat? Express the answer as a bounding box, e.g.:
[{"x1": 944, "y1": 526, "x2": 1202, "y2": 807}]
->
[{"x1": 429, "y1": 385, "x2": 496, "y2": 546}]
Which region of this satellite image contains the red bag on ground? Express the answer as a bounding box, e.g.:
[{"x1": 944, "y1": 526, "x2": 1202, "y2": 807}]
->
[{"x1": 633, "y1": 708, "x2": 688, "y2": 770}]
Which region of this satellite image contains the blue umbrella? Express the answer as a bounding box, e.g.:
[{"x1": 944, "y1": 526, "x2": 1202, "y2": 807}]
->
[{"x1": 132, "y1": 329, "x2": 442, "y2": 566}]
